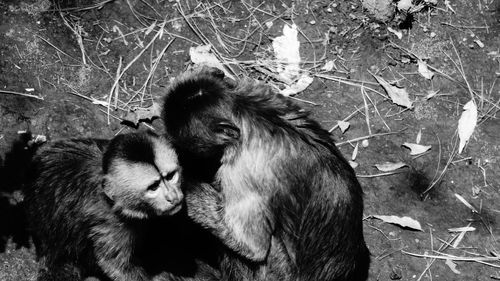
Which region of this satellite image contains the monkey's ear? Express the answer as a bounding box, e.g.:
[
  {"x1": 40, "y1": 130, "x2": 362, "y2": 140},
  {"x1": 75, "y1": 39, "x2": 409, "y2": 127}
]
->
[{"x1": 213, "y1": 121, "x2": 240, "y2": 143}]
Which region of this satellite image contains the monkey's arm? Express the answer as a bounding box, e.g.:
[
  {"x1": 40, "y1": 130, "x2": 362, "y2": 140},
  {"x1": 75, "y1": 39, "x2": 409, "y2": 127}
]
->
[
  {"x1": 92, "y1": 223, "x2": 150, "y2": 281},
  {"x1": 185, "y1": 182, "x2": 270, "y2": 262}
]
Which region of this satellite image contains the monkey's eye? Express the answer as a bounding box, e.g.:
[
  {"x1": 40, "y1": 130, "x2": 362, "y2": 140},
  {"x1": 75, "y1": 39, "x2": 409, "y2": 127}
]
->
[
  {"x1": 147, "y1": 180, "x2": 161, "y2": 191},
  {"x1": 164, "y1": 170, "x2": 179, "y2": 182}
]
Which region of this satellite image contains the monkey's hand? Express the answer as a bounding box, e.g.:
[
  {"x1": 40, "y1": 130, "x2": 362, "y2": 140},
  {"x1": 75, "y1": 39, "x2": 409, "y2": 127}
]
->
[
  {"x1": 92, "y1": 224, "x2": 150, "y2": 281},
  {"x1": 185, "y1": 182, "x2": 269, "y2": 262}
]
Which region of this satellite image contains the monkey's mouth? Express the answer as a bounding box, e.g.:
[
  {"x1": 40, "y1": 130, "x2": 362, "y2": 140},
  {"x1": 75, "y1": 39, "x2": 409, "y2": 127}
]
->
[{"x1": 165, "y1": 203, "x2": 183, "y2": 216}]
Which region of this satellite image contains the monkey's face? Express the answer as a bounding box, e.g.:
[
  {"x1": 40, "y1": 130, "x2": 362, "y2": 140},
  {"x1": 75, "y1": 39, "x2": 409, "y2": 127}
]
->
[{"x1": 103, "y1": 137, "x2": 184, "y2": 220}]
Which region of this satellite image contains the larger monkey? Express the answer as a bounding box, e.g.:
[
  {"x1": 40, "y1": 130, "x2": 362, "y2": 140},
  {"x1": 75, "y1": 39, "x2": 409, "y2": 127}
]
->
[{"x1": 163, "y1": 70, "x2": 370, "y2": 281}]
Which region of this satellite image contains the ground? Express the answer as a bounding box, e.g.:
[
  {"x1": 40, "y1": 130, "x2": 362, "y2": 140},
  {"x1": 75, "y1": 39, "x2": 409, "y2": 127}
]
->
[{"x1": 0, "y1": 0, "x2": 499, "y2": 280}]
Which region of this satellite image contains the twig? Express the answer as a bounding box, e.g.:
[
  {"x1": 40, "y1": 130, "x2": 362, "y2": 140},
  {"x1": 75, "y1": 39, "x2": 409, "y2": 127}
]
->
[
  {"x1": 335, "y1": 130, "x2": 404, "y2": 146},
  {"x1": 0, "y1": 90, "x2": 44, "y2": 100}
]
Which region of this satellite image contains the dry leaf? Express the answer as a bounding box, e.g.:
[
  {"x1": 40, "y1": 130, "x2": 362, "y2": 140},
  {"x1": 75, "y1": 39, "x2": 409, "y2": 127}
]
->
[
  {"x1": 387, "y1": 27, "x2": 403, "y2": 39},
  {"x1": 374, "y1": 162, "x2": 407, "y2": 172},
  {"x1": 417, "y1": 60, "x2": 434, "y2": 80},
  {"x1": 397, "y1": 0, "x2": 414, "y2": 11},
  {"x1": 372, "y1": 215, "x2": 423, "y2": 231},
  {"x1": 272, "y1": 24, "x2": 301, "y2": 83},
  {"x1": 402, "y1": 142, "x2": 431, "y2": 155},
  {"x1": 337, "y1": 120, "x2": 350, "y2": 133},
  {"x1": 123, "y1": 102, "x2": 162, "y2": 125},
  {"x1": 416, "y1": 129, "x2": 422, "y2": 144},
  {"x1": 454, "y1": 193, "x2": 478, "y2": 213},
  {"x1": 371, "y1": 74, "x2": 413, "y2": 108},
  {"x1": 280, "y1": 74, "x2": 314, "y2": 96},
  {"x1": 448, "y1": 226, "x2": 476, "y2": 232},
  {"x1": 351, "y1": 142, "x2": 359, "y2": 161},
  {"x1": 321, "y1": 60, "x2": 335, "y2": 71},
  {"x1": 458, "y1": 100, "x2": 477, "y2": 154},
  {"x1": 425, "y1": 90, "x2": 440, "y2": 100},
  {"x1": 349, "y1": 160, "x2": 359, "y2": 169},
  {"x1": 189, "y1": 44, "x2": 234, "y2": 80},
  {"x1": 445, "y1": 259, "x2": 461, "y2": 274}
]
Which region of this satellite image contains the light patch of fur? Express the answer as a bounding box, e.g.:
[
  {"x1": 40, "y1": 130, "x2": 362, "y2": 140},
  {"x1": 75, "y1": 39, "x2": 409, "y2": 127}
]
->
[
  {"x1": 152, "y1": 137, "x2": 180, "y2": 179},
  {"x1": 224, "y1": 192, "x2": 267, "y2": 256},
  {"x1": 106, "y1": 159, "x2": 160, "y2": 195}
]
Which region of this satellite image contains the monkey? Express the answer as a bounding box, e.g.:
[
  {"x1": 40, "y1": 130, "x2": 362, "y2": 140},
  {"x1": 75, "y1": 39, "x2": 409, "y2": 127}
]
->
[
  {"x1": 19, "y1": 131, "x2": 218, "y2": 281},
  {"x1": 162, "y1": 69, "x2": 371, "y2": 281}
]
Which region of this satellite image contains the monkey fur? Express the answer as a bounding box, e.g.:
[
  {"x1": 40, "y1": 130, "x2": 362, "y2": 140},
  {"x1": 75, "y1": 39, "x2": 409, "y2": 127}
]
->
[
  {"x1": 162, "y1": 69, "x2": 370, "y2": 281},
  {"x1": 20, "y1": 131, "x2": 219, "y2": 281}
]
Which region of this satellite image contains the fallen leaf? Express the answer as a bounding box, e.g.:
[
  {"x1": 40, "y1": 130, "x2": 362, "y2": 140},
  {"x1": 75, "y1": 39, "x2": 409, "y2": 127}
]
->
[
  {"x1": 123, "y1": 102, "x2": 162, "y2": 125},
  {"x1": 374, "y1": 161, "x2": 407, "y2": 172},
  {"x1": 351, "y1": 142, "x2": 359, "y2": 161},
  {"x1": 272, "y1": 24, "x2": 301, "y2": 83},
  {"x1": 280, "y1": 74, "x2": 313, "y2": 96},
  {"x1": 474, "y1": 39, "x2": 484, "y2": 48},
  {"x1": 189, "y1": 44, "x2": 234, "y2": 80},
  {"x1": 371, "y1": 74, "x2": 413, "y2": 108},
  {"x1": 445, "y1": 259, "x2": 461, "y2": 274},
  {"x1": 397, "y1": 0, "x2": 414, "y2": 11},
  {"x1": 349, "y1": 160, "x2": 359, "y2": 169},
  {"x1": 458, "y1": 100, "x2": 477, "y2": 154},
  {"x1": 448, "y1": 226, "x2": 476, "y2": 232},
  {"x1": 321, "y1": 60, "x2": 335, "y2": 71},
  {"x1": 425, "y1": 90, "x2": 440, "y2": 100},
  {"x1": 416, "y1": 129, "x2": 422, "y2": 144},
  {"x1": 402, "y1": 142, "x2": 431, "y2": 155},
  {"x1": 387, "y1": 27, "x2": 403, "y2": 40},
  {"x1": 454, "y1": 193, "x2": 478, "y2": 213},
  {"x1": 337, "y1": 120, "x2": 350, "y2": 133},
  {"x1": 372, "y1": 215, "x2": 423, "y2": 231},
  {"x1": 417, "y1": 59, "x2": 434, "y2": 80}
]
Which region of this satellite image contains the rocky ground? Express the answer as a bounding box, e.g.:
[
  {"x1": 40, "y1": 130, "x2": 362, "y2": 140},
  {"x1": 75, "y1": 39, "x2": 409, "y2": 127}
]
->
[{"x1": 0, "y1": 0, "x2": 499, "y2": 280}]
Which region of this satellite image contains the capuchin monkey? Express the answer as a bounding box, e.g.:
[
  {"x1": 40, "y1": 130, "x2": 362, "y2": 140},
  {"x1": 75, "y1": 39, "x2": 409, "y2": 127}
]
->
[
  {"x1": 162, "y1": 69, "x2": 370, "y2": 281},
  {"x1": 19, "y1": 131, "x2": 219, "y2": 281}
]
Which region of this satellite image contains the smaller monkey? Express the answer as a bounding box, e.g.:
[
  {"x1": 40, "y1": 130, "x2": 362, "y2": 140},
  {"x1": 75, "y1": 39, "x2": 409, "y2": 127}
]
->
[{"x1": 23, "y1": 131, "x2": 184, "y2": 281}]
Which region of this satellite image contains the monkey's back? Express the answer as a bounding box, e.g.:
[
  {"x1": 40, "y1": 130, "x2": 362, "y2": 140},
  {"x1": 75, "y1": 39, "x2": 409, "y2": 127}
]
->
[{"x1": 24, "y1": 139, "x2": 110, "y2": 268}]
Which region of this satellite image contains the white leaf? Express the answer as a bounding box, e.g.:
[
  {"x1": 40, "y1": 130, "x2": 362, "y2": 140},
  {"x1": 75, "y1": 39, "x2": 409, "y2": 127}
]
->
[
  {"x1": 337, "y1": 120, "x2": 350, "y2": 133},
  {"x1": 374, "y1": 161, "x2": 407, "y2": 172},
  {"x1": 397, "y1": 0, "x2": 414, "y2": 11},
  {"x1": 445, "y1": 259, "x2": 461, "y2": 274},
  {"x1": 371, "y1": 74, "x2": 413, "y2": 108},
  {"x1": 425, "y1": 90, "x2": 440, "y2": 100},
  {"x1": 416, "y1": 129, "x2": 422, "y2": 144},
  {"x1": 189, "y1": 44, "x2": 234, "y2": 80},
  {"x1": 321, "y1": 60, "x2": 335, "y2": 71},
  {"x1": 372, "y1": 215, "x2": 423, "y2": 231},
  {"x1": 280, "y1": 74, "x2": 313, "y2": 96},
  {"x1": 454, "y1": 193, "x2": 478, "y2": 213},
  {"x1": 351, "y1": 142, "x2": 359, "y2": 161},
  {"x1": 387, "y1": 27, "x2": 403, "y2": 40},
  {"x1": 448, "y1": 226, "x2": 476, "y2": 232},
  {"x1": 418, "y1": 60, "x2": 434, "y2": 80},
  {"x1": 457, "y1": 100, "x2": 477, "y2": 154},
  {"x1": 349, "y1": 160, "x2": 359, "y2": 169},
  {"x1": 402, "y1": 142, "x2": 431, "y2": 155},
  {"x1": 272, "y1": 24, "x2": 301, "y2": 83}
]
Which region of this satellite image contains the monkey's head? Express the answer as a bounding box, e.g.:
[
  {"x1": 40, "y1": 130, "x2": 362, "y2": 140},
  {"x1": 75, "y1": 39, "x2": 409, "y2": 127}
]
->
[
  {"x1": 162, "y1": 72, "x2": 240, "y2": 180},
  {"x1": 102, "y1": 131, "x2": 184, "y2": 219}
]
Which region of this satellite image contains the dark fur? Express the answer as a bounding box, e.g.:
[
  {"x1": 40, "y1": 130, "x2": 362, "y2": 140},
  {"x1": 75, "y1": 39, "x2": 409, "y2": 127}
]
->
[
  {"x1": 20, "y1": 132, "x2": 219, "y2": 281},
  {"x1": 163, "y1": 70, "x2": 370, "y2": 281}
]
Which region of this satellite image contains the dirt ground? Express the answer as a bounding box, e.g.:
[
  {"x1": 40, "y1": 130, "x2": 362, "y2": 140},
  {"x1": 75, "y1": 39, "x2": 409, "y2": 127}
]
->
[{"x1": 0, "y1": 0, "x2": 499, "y2": 280}]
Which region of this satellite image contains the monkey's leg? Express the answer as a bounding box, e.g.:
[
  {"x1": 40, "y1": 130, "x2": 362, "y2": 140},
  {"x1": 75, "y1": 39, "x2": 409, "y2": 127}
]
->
[{"x1": 185, "y1": 183, "x2": 269, "y2": 262}]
